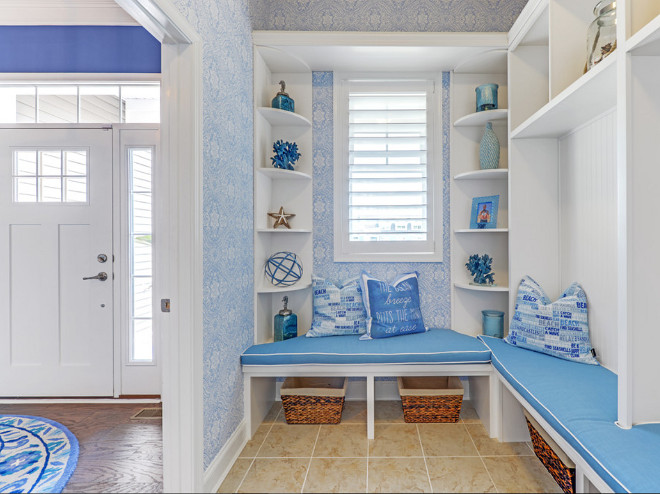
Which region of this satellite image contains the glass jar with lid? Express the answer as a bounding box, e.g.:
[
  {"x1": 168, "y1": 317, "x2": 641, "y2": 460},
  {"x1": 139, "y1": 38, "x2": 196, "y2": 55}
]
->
[{"x1": 586, "y1": 1, "x2": 616, "y2": 72}]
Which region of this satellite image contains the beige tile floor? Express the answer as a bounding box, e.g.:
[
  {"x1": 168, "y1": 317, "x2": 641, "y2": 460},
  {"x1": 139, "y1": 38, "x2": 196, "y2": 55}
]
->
[{"x1": 219, "y1": 401, "x2": 562, "y2": 493}]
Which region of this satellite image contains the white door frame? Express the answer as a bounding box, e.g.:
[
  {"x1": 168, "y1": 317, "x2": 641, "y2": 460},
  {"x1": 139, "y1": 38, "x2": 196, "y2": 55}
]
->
[
  {"x1": 113, "y1": 1, "x2": 204, "y2": 491},
  {"x1": 0, "y1": 1, "x2": 205, "y2": 490}
]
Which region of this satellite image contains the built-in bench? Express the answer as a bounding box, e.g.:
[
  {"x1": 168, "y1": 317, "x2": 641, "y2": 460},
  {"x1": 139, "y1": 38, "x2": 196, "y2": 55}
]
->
[
  {"x1": 241, "y1": 328, "x2": 493, "y2": 439},
  {"x1": 479, "y1": 335, "x2": 660, "y2": 493},
  {"x1": 241, "y1": 330, "x2": 660, "y2": 493}
]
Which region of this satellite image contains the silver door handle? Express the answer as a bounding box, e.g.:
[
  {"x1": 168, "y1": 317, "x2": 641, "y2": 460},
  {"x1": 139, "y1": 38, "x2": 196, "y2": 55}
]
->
[{"x1": 83, "y1": 272, "x2": 108, "y2": 281}]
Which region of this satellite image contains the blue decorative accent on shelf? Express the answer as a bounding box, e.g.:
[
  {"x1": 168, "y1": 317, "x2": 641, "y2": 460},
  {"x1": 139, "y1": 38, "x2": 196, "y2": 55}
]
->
[
  {"x1": 265, "y1": 251, "x2": 303, "y2": 287},
  {"x1": 271, "y1": 140, "x2": 301, "y2": 170},
  {"x1": 272, "y1": 80, "x2": 295, "y2": 112},
  {"x1": 475, "y1": 83, "x2": 499, "y2": 112},
  {"x1": 480, "y1": 122, "x2": 500, "y2": 170},
  {"x1": 466, "y1": 254, "x2": 495, "y2": 285},
  {"x1": 482, "y1": 310, "x2": 504, "y2": 338}
]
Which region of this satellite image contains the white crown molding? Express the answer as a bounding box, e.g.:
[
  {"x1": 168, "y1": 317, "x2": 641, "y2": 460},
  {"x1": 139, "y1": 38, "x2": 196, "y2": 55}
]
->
[{"x1": 0, "y1": 0, "x2": 139, "y2": 26}]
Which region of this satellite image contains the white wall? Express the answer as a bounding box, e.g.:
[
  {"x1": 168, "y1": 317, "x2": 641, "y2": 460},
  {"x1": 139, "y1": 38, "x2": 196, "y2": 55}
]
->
[{"x1": 559, "y1": 110, "x2": 618, "y2": 372}]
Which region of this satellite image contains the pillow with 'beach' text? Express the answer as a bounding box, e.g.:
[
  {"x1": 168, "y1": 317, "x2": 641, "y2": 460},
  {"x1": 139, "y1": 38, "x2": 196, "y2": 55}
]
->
[
  {"x1": 506, "y1": 275, "x2": 598, "y2": 365},
  {"x1": 358, "y1": 271, "x2": 427, "y2": 340},
  {"x1": 306, "y1": 276, "x2": 367, "y2": 337}
]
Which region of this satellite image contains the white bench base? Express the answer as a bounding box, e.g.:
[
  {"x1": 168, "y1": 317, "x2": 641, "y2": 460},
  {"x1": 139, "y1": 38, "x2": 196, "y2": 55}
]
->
[{"x1": 243, "y1": 363, "x2": 495, "y2": 440}]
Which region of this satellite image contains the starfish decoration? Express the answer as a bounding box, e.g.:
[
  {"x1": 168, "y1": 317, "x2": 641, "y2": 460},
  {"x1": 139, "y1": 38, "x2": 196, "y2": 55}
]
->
[{"x1": 268, "y1": 206, "x2": 295, "y2": 229}]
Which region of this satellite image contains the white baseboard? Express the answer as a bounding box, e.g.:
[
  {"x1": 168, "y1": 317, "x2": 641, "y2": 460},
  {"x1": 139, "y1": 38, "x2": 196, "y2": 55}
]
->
[
  {"x1": 0, "y1": 398, "x2": 162, "y2": 404},
  {"x1": 203, "y1": 419, "x2": 248, "y2": 493}
]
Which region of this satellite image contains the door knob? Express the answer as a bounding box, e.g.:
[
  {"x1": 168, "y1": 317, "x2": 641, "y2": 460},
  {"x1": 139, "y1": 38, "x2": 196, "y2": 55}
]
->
[{"x1": 83, "y1": 272, "x2": 108, "y2": 281}]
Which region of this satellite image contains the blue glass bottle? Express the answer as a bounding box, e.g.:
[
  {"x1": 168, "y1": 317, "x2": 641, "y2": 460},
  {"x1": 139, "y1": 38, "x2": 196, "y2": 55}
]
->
[
  {"x1": 272, "y1": 80, "x2": 295, "y2": 113},
  {"x1": 274, "y1": 296, "x2": 298, "y2": 341}
]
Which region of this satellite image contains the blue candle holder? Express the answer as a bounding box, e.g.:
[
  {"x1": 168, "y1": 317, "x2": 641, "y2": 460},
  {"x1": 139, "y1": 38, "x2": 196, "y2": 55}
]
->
[
  {"x1": 482, "y1": 310, "x2": 504, "y2": 338},
  {"x1": 475, "y1": 84, "x2": 499, "y2": 112}
]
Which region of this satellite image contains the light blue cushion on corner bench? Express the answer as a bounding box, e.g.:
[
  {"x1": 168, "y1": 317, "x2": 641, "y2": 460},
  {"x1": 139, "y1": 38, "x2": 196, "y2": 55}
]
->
[
  {"x1": 359, "y1": 271, "x2": 426, "y2": 340},
  {"x1": 506, "y1": 275, "x2": 598, "y2": 365},
  {"x1": 306, "y1": 276, "x2": 367, "y2": 338}
]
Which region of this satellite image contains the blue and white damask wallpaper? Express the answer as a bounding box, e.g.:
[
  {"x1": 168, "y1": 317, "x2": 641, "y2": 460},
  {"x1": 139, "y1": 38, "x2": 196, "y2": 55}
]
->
[
  {"x1": 172, "y1": 0, "x2": 254, "y2": 468},
  {"x1": 313, "y1": 71, "x2": 452, "y2": 329},
  {"x1": 250, "y1": 0, "x2": 528, "y2": 32},
  {"x1": 172, "y1": 0, "x2": 526, "y2": 472}
]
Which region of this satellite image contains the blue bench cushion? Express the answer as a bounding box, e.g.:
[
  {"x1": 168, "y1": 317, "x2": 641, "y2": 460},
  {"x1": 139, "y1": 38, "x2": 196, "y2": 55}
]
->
[
  {"x1": 480, "y1": 336, "x2": 660, "y2": 493},
  {"x1": 242, "y1": 328, "x2": 491, "y2": 366}
]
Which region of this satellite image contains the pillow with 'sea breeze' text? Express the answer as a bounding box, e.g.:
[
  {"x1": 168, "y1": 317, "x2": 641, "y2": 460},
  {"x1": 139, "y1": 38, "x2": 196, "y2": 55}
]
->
[
  {"x1": 306, "y1": 276, "x2": 367, "y2": 337},
  {"x1": 358, "y1": 271, "x2": 427, "y2": 340},
  {"x1": 505, "y1": 275, "x2": 598, "y2": 365}
]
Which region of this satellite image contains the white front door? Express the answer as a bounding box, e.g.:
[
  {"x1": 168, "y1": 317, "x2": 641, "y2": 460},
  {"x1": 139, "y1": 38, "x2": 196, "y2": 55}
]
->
[{"x1": 0, "y1": 127, "x2": 114, "y2": 397}]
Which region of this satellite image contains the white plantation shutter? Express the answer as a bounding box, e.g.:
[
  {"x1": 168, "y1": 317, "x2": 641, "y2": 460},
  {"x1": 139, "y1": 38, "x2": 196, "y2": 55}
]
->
[{"x1": 335, "y1": 78, "x2": 441, "y2": 261}]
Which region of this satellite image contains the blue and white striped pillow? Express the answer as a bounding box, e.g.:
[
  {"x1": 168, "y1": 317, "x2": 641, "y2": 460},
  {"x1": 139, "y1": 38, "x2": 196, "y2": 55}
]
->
[
  {"x1": 506, "y1": 275, "x2": 598, "y2": 365},
  {"x1": 306, "y1": 276, "x2": 367, "y2": 337}
]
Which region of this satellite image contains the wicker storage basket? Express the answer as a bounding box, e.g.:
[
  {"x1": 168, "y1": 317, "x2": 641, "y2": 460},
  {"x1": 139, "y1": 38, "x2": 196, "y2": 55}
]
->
[
  {"x1": 280, "y1": 377, "x2": 347, "y2": 424},
  {"x1": 523, "y1": 409, "x2": 576, "y2": 494},
  {"x1": 397, "y1": 376, "x2": 464, "y2": 423}
]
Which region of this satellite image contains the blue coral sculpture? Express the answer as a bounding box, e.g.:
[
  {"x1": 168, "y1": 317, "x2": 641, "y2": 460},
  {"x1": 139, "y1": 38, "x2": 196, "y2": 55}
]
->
[
  {"x1": 271, "y1": 140, "x2": 301, "y2": 170},
  {"x1": 465, "y1": 254, "x2": 495, "y2": 285}
]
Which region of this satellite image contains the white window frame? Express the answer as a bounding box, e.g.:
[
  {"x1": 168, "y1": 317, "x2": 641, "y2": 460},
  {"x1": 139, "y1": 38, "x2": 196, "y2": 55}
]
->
[{"x1": 333, "y1": 73, "x2": 444, "y2": 263}]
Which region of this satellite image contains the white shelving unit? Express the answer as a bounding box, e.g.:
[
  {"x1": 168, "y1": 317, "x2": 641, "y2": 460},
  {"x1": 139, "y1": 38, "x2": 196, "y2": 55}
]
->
[
  {"x1": 508, "y1": 0, "x2": 660, "y2": 429},
  {"x1": 253, "y1": 45, "x2": 314, "y2": 347},
  {"x1": 450, "y1": 51, "x2": 509, "y2": 337}
]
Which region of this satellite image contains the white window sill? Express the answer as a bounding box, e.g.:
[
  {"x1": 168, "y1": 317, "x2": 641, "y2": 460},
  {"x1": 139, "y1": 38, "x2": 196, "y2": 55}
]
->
[{"x1": 334, "y1": 251, "x2": 444, "y2": 263}]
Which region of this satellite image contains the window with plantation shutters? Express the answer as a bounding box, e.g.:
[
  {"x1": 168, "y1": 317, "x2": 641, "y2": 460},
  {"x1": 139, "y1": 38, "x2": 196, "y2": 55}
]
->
[{"x1": 334, "y1": 78, "x2": 442, "y2": 262}]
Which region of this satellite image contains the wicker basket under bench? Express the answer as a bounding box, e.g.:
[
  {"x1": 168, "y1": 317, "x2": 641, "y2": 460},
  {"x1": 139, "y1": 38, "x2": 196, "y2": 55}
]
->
[
  {"x1": 280, "y1": 377, "x2": 347, "y2": 424},
  {"x1": 524, "y1": 409, "x2": 576, "y2": 494},
  {"x1": 397, "y1": 376, "x2": 464, "y2": 423}
]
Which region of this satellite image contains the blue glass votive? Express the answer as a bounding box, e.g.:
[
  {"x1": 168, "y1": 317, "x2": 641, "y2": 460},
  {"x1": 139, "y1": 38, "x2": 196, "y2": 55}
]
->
[
  {"x1": 482, "y1": 310, "x2": 504, "y2": 338},
  {"x1": 475, "y1": 83, "x2": 499, "y2": 112}
]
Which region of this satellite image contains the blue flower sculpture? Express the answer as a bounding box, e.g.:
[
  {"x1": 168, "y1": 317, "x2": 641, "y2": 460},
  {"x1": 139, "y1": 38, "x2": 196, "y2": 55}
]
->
[
  {"x1": 271, "y1": 140, "x2": 301, "y2": 170},
  {"x1": 465, "y1": 254, "x2": 495, "y2": 285}
]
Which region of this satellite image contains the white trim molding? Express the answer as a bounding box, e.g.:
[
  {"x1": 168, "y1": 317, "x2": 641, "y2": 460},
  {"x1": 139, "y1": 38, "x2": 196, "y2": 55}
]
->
[
  {"x1": 0, "y1": 0, "x2": 140, "y2": 25},
  {"x1": 203, "y1": 420, "x2": 248, "y2": 493}
]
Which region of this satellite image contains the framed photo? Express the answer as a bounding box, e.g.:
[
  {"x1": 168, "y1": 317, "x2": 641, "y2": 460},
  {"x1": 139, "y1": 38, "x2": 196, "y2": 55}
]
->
[{"x1": 470, "y1": 195, "x2": 499, "y2": 229}]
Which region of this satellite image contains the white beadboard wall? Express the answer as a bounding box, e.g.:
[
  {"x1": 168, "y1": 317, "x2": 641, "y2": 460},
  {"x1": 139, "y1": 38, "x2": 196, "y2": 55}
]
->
[{"x1": 559, "y1": 110, "x2": 617, "y2": 372}]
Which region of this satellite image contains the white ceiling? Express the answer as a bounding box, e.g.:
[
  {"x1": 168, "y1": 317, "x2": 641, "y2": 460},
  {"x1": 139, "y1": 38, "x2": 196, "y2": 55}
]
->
[{"x1": 0, "y1": 0, "x2": 139, "y2": 25}]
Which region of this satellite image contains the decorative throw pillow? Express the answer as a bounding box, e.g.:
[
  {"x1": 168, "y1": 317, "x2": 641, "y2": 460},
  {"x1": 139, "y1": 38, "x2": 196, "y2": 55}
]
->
[
  {"x1": 506, "y1": 276, "x2": 598, "y2": 365},
  {"x1": 306, "y1": 276, "x2": 367, "y2": 337},
  {"x1": 358, "y1": 271, "x2": 427, "y2": 340}
]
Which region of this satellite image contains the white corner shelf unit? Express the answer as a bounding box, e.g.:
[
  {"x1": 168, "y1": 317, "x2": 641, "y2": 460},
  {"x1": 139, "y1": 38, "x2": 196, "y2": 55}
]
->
[
  {"x1": 450, "y1": 50, "x2": 510, "y2": 337},
  {"x1": 508, "y1": 0, "x2": 660, "y2": 428},
  {"x1": 253, "y1": 45, "x2": 313, "y2": 346}
]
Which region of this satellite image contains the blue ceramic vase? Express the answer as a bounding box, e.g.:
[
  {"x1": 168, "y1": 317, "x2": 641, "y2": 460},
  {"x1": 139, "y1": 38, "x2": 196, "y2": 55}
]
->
[
  {"x1": 479, "y1": 122, "x2": 500, "y2": 170},
  {"x1": 475, "y1": 83, "x2": 499, "y2": 112}
]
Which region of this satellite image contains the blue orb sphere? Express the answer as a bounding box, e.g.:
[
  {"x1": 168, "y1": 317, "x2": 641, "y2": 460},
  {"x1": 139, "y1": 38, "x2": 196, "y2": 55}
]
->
[{"x1": 265, "y1": 251, "x2": 303, "y2": 287}]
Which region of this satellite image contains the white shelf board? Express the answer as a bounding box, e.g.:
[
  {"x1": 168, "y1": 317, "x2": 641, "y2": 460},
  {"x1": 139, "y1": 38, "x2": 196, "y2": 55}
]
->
[
  {"x1": 454, "y1": 169, "x2": 508, "y2": 181},
  {"x1": 454, "y1": 228, "x2": 509, "y2": 233},
  {"x1": 256, "y1": 228, "x2": 312, "y2": 234},
  {"x1": 454, "y1": 283, "x2": 509, "y2": 292},
  {"x1": 453, "y1": 49, "x2": 507, "y2": 74},
  {"x1": 511, "y1": 55, "x2": 616, "y2": 139},
  {"x1": 257, "y1": 282, "x2": 312, "y2": 294},
  {"x1": 627, "y1": 14, "x2": 660, "y2": 56},
  {"x1": 257, "y1": 107, "x2": 312, "y2": 127},
  {"x1": 256, "y1": 168, "x2": 312, "y2": 181},
  {"x1": 453, "y1": 109, "x2": 508, "y2": 127},
  {"x1": 256, "y1": 45, "x2": 310, "y2": 73}
]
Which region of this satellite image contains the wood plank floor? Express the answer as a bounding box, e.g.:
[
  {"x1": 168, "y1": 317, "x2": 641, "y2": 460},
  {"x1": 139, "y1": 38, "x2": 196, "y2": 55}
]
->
[{"x1": 0, "y1": 403, "x2": 162, "y2": 493}]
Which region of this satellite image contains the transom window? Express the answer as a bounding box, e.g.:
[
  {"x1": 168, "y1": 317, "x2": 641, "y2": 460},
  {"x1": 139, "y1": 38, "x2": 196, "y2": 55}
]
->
[
  {"x1": 334, "y1": 77, "x2": 442, "y2": 262},
  {"x1": 0, "y1": 83, "x2": 159, "y2": 124},
  {"x1": 12, "y1": 149, "x2": 87, "y2": 203}
]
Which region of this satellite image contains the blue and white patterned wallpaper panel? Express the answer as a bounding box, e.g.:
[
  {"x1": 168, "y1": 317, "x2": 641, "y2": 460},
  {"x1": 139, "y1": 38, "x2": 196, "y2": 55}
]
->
[
  {"x1": 250, "y1": 0, "x2": 528, "y2": 32},
  {"x1": 172, "y1": 0, "x2": 254, "y2": 469},
  {"x1": 313, "y1": 71, "x2": 452, "y2": 329}
]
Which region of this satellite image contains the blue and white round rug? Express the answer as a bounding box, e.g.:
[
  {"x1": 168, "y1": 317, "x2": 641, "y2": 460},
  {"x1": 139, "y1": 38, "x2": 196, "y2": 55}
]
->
[{"x1": 0, "y1": 415, "x2": 79, "y2": 493}]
